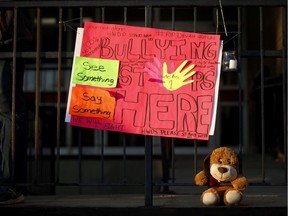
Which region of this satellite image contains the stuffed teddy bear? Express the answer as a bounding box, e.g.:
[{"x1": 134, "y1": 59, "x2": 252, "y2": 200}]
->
[{"x1": 194, "y1": 147, "x2": 248, "y2": 206}]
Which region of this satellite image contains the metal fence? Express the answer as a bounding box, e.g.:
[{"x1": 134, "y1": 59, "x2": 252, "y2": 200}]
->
[{"x1": 0, "y1": 0, "x2": 287, "y2": 207}]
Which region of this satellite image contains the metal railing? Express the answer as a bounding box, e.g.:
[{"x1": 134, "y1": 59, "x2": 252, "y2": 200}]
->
[{"x1": 0, "y1": 0, "x2": 287, "y2": 207}]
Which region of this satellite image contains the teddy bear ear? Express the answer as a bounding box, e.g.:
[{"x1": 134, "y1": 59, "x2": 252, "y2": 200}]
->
[{"x1": 203, "y1": 153, "x2": 211, "y2": 176}]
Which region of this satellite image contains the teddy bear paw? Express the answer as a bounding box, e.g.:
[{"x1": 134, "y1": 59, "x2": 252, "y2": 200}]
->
[
  {"x1": 202, "y1": 192, "x2": 220, "y2": 206},
  {"x1": 224, "y1": 190, "x2": 242, "y2": 206}
]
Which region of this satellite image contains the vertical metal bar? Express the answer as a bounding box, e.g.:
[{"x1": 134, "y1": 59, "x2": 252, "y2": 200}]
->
[
  {"x1": 11, "y1": 7, "x2": 18, "y2": 182},
  {"x1": 122, "y1": 7, "x2": 128, "y2": 184},
  {"x1": 100, "y1": 7, "x2": 105, "y2": 184},
  {"x1": 122, "y1": 135, "x2": 127, "y2": 184},
  {"x1": 56, "y1": 7, "x2": 63, "y2": 184},
  {"x1": 193, "y1": 7, "x2": 198, "y2": 178},
  {"x1": 145, "y1": 135, "x2": 153, "y2": 207},
  {"x1": 282, "y1": 6, "x2": 287, "y2": 183},
  {"x1": 171, "y1": 6, "x2": 175, "y2": 29},
  {"x1": 237, "y1": 7, "x2": 243, "y2": 173},
  {"x1": 286, "y1": 5, "x2": 288, "y2": 184},
  {"x1": 124, "y1": 7, "x2": 127, "y2": 25},
  {"x1": 78, "y1": 6, "x2": 84, "y2": 190},
  {"x1": 35, "y1": 7, "x2": 41, "y2": 183},
  {"x1": 78, "y1": 129, "x2": 82, "y2": 193},
  {"x1": 193, "y1": 7, "x2": 197, "y2": 32},
  {"x1": 144, "y1": 5, "x2": 153, "y2": 207},
  {"x1": 80, "y1": 8, "x2": 83, "y2": 27},
  {"x1": 101, "y1": 7, "x2": 105, "y2": 23},
  {"x1": 259, "y1": 7, "x2": 266, "y2": 183},
  {"x1": 170, "y1": 6, "x2": 176, "y2": 184},
  {"x1": 121, "y1": 6, "x2": 128, "y2": 183},
  {"x1": 100, "y1": 130, "x2": 104, "y2": 183},
  {"x1": 171, "y1": 139, "x2": 175, "y2": 183},
  {"x1": 145, "y1": 5, "x2": 152, "y2": 27},
  {"x1": 193, "y1": 141, "x2": 197, "y2": 178},
  {"x1": 78, "y1": 7, "x2": 83, "y2": 194}
]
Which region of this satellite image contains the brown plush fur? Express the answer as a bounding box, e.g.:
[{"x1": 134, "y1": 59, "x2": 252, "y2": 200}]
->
[{"x1": 194, "y1": 147, "x2": 248, "y2": 206}]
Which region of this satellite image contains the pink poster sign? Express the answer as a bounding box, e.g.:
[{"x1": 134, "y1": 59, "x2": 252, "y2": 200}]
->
[{"x1": 70, "y1": 22, "x2": 221, "y2": 140}]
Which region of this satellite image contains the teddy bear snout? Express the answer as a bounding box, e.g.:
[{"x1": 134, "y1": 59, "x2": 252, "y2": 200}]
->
[{"x1": 218, "y1": 167, "x2": 228, "y2": 174}]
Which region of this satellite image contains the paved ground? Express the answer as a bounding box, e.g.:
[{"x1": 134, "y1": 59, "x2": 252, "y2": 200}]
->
[
  {"x1": 0, "y1": 186, "x2": 286, "y2": 216},
  {"x1": 1, "y1": 185, "x2": 286, "y2": 208},
  {"x1": 0, "y1": 154, "x2": 287, "y2": 215}
]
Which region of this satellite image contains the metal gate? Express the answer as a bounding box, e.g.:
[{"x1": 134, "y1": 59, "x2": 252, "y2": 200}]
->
[{"x1": 0, "y1": 0, "x2": 287, "y2": 207}]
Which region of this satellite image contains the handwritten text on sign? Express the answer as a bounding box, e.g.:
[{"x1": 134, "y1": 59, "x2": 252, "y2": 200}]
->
[
  {"x1": 73, "y1": 56, "x2": 120, "y2": 88},
  {"x1": 69, "y1": 22, "x2": 221, "y2": 140},
  {"x1": 69, "y1": 86, "x2": 115, "y2": 120}
]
